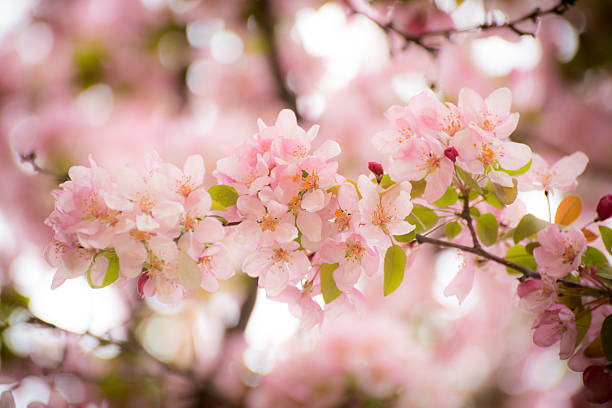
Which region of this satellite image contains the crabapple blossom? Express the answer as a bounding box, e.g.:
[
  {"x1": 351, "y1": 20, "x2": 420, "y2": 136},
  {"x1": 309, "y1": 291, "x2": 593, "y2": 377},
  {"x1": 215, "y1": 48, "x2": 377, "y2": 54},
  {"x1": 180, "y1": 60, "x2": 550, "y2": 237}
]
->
[
  {"x1": 532, "y1": 303, "x2": 578, "y2": 360},
  {"x1": 533, "y1": 224, "x2": 587, "y2": 280},
  {"x1": 357, "y1": 175, "x2": 414, "y2": 245},
  {"x1": 242, "y1": 241, "x2": 310, "y2": 296},
  {"x1": 458, "y1": 87, "x2": 519, "y2": 139},
  {"x1": 517, "y1": 278, "x2": 558, "y2": 314},
  {"x1": 520, "y1": 151, "x2": 588, "y2": 192}
]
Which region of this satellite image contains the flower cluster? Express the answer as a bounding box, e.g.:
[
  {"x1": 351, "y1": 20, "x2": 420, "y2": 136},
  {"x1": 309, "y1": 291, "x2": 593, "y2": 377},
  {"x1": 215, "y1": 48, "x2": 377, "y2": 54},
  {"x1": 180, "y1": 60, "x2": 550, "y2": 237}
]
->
[
  {"x1": 373, "y1": 87, "x2": 530, "y2": 202},
  {"x1": 44, "y1": 88, "x2": 612, "y2": 402},
  {"x1": 44, "y1": 152, "x2": 234, "y2": 304}
]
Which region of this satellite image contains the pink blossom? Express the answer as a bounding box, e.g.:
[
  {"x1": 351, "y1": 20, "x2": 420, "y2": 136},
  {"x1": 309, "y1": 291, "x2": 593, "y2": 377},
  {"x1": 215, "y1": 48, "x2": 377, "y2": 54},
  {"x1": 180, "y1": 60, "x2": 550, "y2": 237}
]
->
[
  {"x1": 458, "y1": 87, "x2": 519, "y2": 139},
  {"x1": 453, "y1": 128, "x2": 531, "y2": 186},
  {"x1": 388, "y1": 138, "x2": 454, "y2": 202},
  {"x1": 357, "y1": 176, "x2": 414, "y2": 245},
  {"x1": 533, "y1": 224, "x2": 587, "y2": 279},
  {"x1": 316, "y1": 233, "x2": 379, "y2": 291},
  {"x1": 532, "y1": 303, "x2": 577, "y2": 360},
  {"x1": 517, "y1": 277, "x2": 557, "y2": 314},
  {"x1": 235, "y1": 195, "x2": 297, "y2": 247},
  {"x1": 372, "y1": 104, "x2": 422, "y2": 157},
  {"x1": 520, "y1": 152, "x2": 588, "y2": 192},
  {"x1": 242, "y1": 241, "x2": 310, "y2": 296}
]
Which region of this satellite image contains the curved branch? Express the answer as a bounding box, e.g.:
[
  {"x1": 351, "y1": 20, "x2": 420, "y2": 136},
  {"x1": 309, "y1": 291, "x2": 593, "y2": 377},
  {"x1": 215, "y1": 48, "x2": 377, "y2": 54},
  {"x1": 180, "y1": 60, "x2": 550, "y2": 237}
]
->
[
  {"x1": 346, "y1": 0, "x2": 575, "y2": 54},
  {"x1": 414, "y1": 233, "x2": 610, "y2": 294}
]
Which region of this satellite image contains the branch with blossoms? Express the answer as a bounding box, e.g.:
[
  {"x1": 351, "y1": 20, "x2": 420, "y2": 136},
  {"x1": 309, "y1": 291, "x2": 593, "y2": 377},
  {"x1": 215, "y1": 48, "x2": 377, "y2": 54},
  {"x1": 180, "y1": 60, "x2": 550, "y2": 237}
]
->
[
  {"x1": 44, "y1": 86, "x2": 612, "y2": 403},
  {"x1": 345, "y1": 0, "x2": 576, "y2": 54}
]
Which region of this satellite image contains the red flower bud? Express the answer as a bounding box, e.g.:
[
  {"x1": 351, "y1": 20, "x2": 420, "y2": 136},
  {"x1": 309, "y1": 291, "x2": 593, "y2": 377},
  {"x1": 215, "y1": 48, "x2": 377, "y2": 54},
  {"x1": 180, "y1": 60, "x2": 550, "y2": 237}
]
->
[
  {"x1": 583, "y1": 365, "x2": 612, "y2": 404},
  {"x1": 597, "y1": 194, "x2": 612, "y2": 221},
  {"x1": 368, "y1": 161, "x2": 384, "y2": 177},
  {"x1": 444, "y1": 147, "x2": 459, "y2": 162}
]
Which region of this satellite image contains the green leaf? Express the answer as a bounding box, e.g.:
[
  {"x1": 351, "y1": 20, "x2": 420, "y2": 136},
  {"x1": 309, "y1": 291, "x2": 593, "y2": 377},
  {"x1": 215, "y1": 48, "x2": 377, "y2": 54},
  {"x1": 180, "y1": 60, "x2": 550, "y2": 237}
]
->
[
  {"x1": 445, "y1": 221, "x2": 462, "y2": 240},
  {"x1": 433, "y1": 187, "x2": 459, "y2": 206},
  {"x1": 456, "y1": 166, "x2": 484, "y2": 194},
  {"x1": 483, "y1": 188, "x2": 504, "y2": 210},
  {"x1": 208, "y1": 185, "x2": 239, "y2": 208},
  {"x1": 407, "y1": 204, "x2": 438, "y2": 233},
  {"x1": 601, "y1": 315, "x2": 612, "y2": 361},
  {"x1": 525, "y1": 242, "x2": 540, "y2": 255},
  {"x1": 384, "y1": 244, "x2": 406, "y2": 296},
  {"x1": 469, "y1": 207, "x2": 480, "y2": 218},
  {"x1": 394, "y1": 205, "x2": 437, "y2": 242},
  {"x1": 410, "y1": 179, "x2": 426, "y2": 199},
  {"x1": 582, "y1": 246, "x2": 610, "y2": 268},
  {"x1": 371, "y1": 174, "x2": 394, "y2": 189},
  {"x1": 514, "y1": 214, "x2": 549, "y2": 244},
  {"x1": 600, "y1": 226, "x2": 612, "y2": 255},
  {"x1": 491, "y1": 179, "x2": 518, "y2": 206},
  {"x1": 596, "y1": 265, "x2": 612, "y2": 280},
  {"x1": 179, "y1": 249, "x2": 201, "y2": 289},
  {"x1": 476, "y1": 213, "x2": 498, "y2": 246},
  {"x1": 320, "y1": 263, "x2": 341, "y2": 304},
  {"x1": 87, "y1": 252, "x2": 120, "y2": 289},
  {"x1": 393, "y1": 231, "x2": 415, "y2": 243},
  {"x1": 576, "y1": 309, "x2": 592, "y2": 346},
  {"x1": 505, "y1": 245, "x2": 537, "y2": 275},
  {"x1": 500, "y1": 159, "x2": 532, "y2": 177}
]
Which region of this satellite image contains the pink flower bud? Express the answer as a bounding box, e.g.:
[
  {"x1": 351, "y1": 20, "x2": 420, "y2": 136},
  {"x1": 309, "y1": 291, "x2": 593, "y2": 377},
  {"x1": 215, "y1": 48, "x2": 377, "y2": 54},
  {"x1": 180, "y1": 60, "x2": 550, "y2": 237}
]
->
[
  {"x1": 583, "y1": 365, "x2": 612, "y2": 404},
  {"x1": 137, "y1": 273, "x2": 150, "y2": 297},
  {"x1": 368, "y1": 162, "x2": 384, "y2": 183},
  {"x1": 444, "y1": 147, "x2": 458, "y2": 162},
  {"x1": 597, "y1": 194, "x2": 612, "y2": 221}
]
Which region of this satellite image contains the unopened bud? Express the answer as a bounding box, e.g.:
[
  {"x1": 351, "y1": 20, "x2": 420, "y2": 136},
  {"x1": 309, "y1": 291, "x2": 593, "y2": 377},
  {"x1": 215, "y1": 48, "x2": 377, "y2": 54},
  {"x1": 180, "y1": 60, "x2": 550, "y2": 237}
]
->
[
  {"x1": 597, "y1": 194, "x2": 612, "y2": 221},
  {"x1": 368, "y1": 161, "x2": 384, "y2": 183},
  {"x1": 583, "y1": 365, "x2": 612, "y2": 404},
  {"x1": 444, "y1": 147, "x2": 459, "y2": 162},
  {"x1": 137, "y1": 273, "x2": 150, "y2": 297}
]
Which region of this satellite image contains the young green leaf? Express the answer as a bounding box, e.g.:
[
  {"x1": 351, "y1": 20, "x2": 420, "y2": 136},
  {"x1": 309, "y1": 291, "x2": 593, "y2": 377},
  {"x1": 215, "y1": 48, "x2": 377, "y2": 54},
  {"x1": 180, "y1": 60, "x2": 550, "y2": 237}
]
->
[
  {"x1": 582, "y1": 246, "x2": 610, "y2": 268},
  {"x1": 476, "y1": 213, "x2": 498, "y2": 246},
  {"x1": 576, "y1": 309, "x2": 592, "y2": 346},
  {"x1": 445, "y1": 221, "x2": 462, "y2": 240},
  {"x1": 491, "y1": 179, "x2": 518, "y2": 206},
  {"x1": 599, "y1": 225, "x2": 612, "y2": 255},
  {"x1": 514, "y1": 214, "x2": 549, "y2": 243},
  {"x1": 433, "y1": 187, "x2": 459, "y2": 206},
  {"x1": 384, "y1": 244, "x2": 406, "y2": 296},
  {"x1": 320, "y1": 263, "x2": 342, "y2": 304},
  {"x1": 600, "y1": 315, "x2": 612, "y2": 361},
  {"x1": 87, "y1": 252, "x2": 120, "y2": 289},
  {"x1": 410, "y1": 179, "x2": 426, "y2": 199},
  {"x1": 505, "y1": 245, "x2": 537, "y2": 274},
  {"x1": 500, "y1": 159, "x2": 532, "y2": 177},
  {"x1": 208, "y1": 185, "x2": 239, "y2": 208},
  {"x1": 456, "y1": 166, "x2": 484, "y2": 194},
  {"x1": 407, "y1": 204, "x2": 438, "y2": 233}
]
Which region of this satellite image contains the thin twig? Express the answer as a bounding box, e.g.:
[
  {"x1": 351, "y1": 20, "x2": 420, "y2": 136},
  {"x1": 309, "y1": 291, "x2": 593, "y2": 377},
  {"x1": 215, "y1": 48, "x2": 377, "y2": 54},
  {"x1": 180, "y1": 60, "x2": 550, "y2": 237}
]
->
[
  {"x1": 346, "y1": 0, "x2": 575, "y2": 54},
  {"x1": 414, "y1": 233, "x2": 609, "y2": 294},
  {"x1": 460, "y1": 193, "x2": 481, "y2": 249}
]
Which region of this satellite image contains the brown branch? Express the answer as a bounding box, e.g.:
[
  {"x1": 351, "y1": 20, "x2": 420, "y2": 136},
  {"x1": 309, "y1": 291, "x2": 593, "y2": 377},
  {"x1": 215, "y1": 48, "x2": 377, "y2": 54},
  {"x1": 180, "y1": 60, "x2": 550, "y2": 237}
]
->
[
  {"x1": 414, "y1": 233, "x2": 610, "y2": 294},
  {"x1": 19, "y1": 153, "x2": 62, "y2": 177},
  {"x1": 252, "y1": 0, "x2": 301, "y2": 122},
  {"x1": 460, "y1": 193, "x2": 481, "y2": 249},
  {"x1": 345, "y1": 0, "x2": 575, "y2": 54}
]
